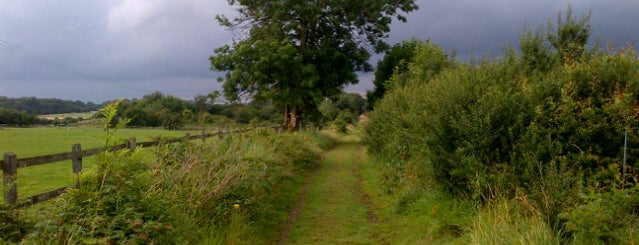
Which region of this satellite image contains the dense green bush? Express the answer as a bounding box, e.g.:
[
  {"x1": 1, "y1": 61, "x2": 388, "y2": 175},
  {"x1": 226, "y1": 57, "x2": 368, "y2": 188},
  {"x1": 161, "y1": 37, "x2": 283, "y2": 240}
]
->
[
  {"x1": 0, "y1": 108, "x2": 39, "y2": 124},
  {"x1": 561, "y1": 186, "x2": 639, "y2": 244},
  {"x1": 117, "y1": 92, "x2": 189, "y2": 129},
  {"x1": 319, "y1": 92, "x2": 367, "y2": 126},
  {"x1": 0, "y1": 205, "x2": 32, "y2": 242},
  {"x1": 364, "y1": 12, "x2": 639, "y2": 241},
  {"x1": 366, "y1": 47, "x2": 639, "y2": 193}
]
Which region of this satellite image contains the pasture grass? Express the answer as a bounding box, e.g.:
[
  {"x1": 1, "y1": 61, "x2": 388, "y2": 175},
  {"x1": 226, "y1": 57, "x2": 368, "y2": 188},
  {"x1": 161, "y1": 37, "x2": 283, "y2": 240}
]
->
[
  {"x1": 0, "y1": 127, "x2": 200, "y2": 203},
  {"x1": 0, "y1": 127, "x2": 198, "y2": 157}
]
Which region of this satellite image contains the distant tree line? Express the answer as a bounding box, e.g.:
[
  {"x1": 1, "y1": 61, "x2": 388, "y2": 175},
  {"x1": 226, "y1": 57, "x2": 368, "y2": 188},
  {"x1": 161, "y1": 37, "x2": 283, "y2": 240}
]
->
[
  {"x1": 0, "y1": 108, "x2": 41, "y2": 125},
  {"x1": 0, "y1": 108, "x2": 89, "y2": 125},
  {"x1": 1, "y1": 91, "x2": 366, "y2": 128},
  {"x1": 111, "y1": 91, "x2": 366, "y2": 130},
  {"x1": 107, "y1": 92, "x2": 282, "y2": 129},
  {"x1": 318, "y1": 92, "x2": 367, "y2": 132},
  {"x1": 0, "y1": 96, "x2": 100, "y2": 115}
]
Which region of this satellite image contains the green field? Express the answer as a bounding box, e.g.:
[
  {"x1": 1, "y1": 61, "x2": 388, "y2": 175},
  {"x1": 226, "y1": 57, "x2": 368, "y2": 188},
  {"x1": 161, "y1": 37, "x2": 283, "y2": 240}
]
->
[{"x1": 0, "y1": 127, "x2": 200, "y2": 203}]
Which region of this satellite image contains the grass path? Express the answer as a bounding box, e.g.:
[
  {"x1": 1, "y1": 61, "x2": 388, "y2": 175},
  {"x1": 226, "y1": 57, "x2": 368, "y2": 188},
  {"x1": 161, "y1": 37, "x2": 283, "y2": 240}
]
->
[{"x1": 278, "y1": 133, "x2": 387, "y2": 244}]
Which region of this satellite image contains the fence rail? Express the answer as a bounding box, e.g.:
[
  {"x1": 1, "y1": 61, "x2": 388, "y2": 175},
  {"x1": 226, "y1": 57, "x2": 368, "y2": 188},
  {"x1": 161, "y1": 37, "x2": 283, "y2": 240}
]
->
[{"x1": 2, "y1": 126, "x2": 282, "y2": 208}]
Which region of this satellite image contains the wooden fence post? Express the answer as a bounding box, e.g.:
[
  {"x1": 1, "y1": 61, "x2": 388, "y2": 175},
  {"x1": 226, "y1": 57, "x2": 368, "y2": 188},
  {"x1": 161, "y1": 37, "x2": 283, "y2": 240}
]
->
[
  {"x1": 72, "y1": 144, "x2": 82, "y2": 174},
  {"x1": 3, "y1": 152, "x2": 18, "y2": 205},
  {"x1": 202, "y1": 129, "x2": 206, "y2": 142},
  {"x1": 128, "y1": 137, "x2": 137, "y2": 152}
]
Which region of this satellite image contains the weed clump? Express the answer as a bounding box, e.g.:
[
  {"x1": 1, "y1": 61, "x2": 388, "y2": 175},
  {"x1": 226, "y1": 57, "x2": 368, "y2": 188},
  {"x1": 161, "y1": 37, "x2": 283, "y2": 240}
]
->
[{"x1": 0, "y1": 205, "x2": 32, "y2": 242}]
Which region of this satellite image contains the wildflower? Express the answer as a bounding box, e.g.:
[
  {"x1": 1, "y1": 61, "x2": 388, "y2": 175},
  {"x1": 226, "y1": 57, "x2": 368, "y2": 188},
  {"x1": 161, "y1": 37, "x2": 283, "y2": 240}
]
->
[
  {"x1": 431, "y1": 205, "x2": 439, "y2": 216},
  {"x1": 233, "y1": 203, "x2": 240, "y2": 209}
]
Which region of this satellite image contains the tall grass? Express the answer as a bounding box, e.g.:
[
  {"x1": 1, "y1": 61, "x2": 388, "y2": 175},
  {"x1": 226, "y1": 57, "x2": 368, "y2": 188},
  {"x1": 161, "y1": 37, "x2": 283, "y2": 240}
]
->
[
  {"x1": 1, "y1": 102, "x2": 333, "y2": 244},
  {"x1": 468, "y1": 197, "x2": 559, "y2": 245}
]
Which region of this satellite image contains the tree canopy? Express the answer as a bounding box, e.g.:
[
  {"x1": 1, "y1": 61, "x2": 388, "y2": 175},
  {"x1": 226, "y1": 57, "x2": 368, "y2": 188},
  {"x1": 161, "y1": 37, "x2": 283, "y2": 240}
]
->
[
  {"x1": 0, "y1": 108, "x2": 39, "y2": 125},
  {"x1": 367, "y1": 39, "x2": 453, "y2": 109},
  {"x1": 0, "y1": 96, "x2": 99, "y2": 115},
  {"x1": 366, "y1": 39, "x2": 420, "y2": 109},
  {"x1": 211, "y1": 0, "x2": 418, "y2": 129},
  {"x1": 115, "y1": 92, "x2": 191, "y2": 129}
]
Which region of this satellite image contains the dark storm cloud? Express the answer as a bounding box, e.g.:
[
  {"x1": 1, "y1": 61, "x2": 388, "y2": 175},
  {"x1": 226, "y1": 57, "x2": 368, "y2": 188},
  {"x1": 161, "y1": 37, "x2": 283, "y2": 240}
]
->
[
  {"x1": 388, "y1": 0, "x2": 639, "y2": 58},
  {"x1": 100, "y1": 0, "x2": 230, "y2": 80},
  {"x1": 1, "y1": 0, "x2": 637, "y2": 102},
  {"x1": 348, "y1": 0, "x2": 639, "y2": 93},
  {"x1": 1, "y1": 0, "x2": 232, "y2": 102}
]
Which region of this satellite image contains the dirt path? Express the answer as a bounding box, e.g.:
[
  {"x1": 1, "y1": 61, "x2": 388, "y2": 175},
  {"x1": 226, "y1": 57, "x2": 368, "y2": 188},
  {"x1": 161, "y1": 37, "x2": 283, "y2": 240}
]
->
[{"x1": 277, "y1": 134, "x2": 386, "y2": 244}]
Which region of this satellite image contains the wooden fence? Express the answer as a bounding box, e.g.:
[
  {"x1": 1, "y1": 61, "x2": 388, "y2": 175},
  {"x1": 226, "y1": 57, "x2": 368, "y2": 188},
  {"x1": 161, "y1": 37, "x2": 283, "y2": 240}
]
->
[{"x1": 1, "y1": 126, "x2": 282, "y2": 208}]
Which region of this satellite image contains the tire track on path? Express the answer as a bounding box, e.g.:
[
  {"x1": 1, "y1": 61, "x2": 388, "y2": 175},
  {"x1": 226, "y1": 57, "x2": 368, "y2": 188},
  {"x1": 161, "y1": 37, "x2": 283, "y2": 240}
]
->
[
  {"x1": 275, "y1": 154, "x2": 322, "y2": 245},
  {"x1": 351, "y1": 145, "x2": 389, "y2": 245},
  {"x1": 276, "y1": 134, "x2": 384, "y2": 244}
]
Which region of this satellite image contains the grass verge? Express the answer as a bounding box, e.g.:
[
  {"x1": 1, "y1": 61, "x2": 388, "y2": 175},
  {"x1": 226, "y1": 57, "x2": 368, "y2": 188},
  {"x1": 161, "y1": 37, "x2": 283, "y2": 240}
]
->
[{"x1": 1, "y1": 128, "x2": 334, "y2": 244}]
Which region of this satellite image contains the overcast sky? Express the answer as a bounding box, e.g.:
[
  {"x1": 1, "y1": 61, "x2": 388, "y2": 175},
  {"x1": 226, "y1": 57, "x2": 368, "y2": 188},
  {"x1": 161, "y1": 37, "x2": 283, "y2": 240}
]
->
[{"x1": 1, "y1": 0, "x2": 637, "y2": 103}]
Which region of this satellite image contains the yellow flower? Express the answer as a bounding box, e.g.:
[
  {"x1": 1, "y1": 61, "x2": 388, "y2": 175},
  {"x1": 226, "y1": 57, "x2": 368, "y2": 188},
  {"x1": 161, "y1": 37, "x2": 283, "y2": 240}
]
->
[
  {"x1": 233, "y1": 203, "x2": 240, "y2": 209},
  {"x1": 431, "y1": 205, "x2": 440, "y2": 216}
]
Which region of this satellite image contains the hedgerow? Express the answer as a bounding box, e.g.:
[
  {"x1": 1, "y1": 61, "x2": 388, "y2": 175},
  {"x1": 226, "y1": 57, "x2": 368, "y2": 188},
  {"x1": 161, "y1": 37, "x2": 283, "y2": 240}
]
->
[{"x1": 364, "y1": 10, "x2": 639, "y2": 242}]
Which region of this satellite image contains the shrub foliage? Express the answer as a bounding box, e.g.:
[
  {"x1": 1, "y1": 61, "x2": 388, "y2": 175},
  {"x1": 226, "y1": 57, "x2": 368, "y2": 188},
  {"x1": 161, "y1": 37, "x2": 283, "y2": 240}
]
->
[{"x1": 364, "y1": 11, "x2": 639, "y2": 242}]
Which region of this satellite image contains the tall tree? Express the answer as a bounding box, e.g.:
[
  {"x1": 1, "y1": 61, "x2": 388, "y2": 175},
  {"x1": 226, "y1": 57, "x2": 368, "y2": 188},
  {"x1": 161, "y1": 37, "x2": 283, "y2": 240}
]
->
[
  {"x1": 367, "y1": 39, "x2": 452, "y2": 110},
  {"x1": 211, "y1": 0, "x2": 418, "y2": 129},
  {"x1": 366, "y1": 39, "x2": 420, "y2": 109}
]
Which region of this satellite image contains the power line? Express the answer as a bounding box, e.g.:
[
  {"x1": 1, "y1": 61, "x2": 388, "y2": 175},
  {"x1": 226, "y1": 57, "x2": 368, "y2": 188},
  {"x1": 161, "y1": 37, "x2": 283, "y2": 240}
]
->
[
  {"x1": 0, "y1": 39, "x2": 85, "y2": 77},
  {"x1": 0, "y1": 39, "x2": 152, "y2": 97}
]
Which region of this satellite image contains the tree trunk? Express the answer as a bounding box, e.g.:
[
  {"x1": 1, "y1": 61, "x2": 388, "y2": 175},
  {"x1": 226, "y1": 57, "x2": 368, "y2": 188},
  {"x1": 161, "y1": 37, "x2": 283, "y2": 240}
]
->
[
  {"x1": 284, "y1": 105, "x2": 301, "y2": 131},
  {"x1": 284, "y1": 105, "x2": 290, "y2": 129}
]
